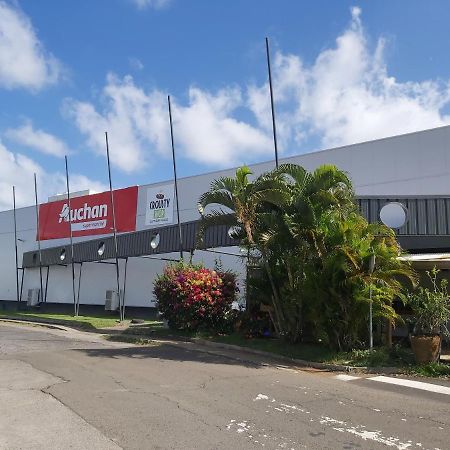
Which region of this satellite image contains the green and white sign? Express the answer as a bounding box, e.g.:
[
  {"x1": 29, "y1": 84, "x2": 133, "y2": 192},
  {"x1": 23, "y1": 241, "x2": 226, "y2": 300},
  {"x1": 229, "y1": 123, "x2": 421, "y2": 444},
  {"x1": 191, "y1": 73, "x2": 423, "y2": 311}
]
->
[{"x1": 145, "y1": 184, "x2": 175, "y2": 226}]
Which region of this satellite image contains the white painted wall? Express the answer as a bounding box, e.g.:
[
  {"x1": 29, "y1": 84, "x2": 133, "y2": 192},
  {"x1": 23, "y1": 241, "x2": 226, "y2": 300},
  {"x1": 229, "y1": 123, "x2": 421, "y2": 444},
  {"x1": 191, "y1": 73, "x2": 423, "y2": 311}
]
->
[{"x1": 2, "y1": 126, "x2": 450, "y2": 307}]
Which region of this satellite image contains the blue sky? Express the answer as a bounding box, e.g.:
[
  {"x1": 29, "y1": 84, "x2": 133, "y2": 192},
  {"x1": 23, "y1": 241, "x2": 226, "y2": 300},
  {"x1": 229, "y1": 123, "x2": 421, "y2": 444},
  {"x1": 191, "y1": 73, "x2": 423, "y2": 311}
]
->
[{"x1": 1, "y1": 0, "x2": 450, "y2": 209}]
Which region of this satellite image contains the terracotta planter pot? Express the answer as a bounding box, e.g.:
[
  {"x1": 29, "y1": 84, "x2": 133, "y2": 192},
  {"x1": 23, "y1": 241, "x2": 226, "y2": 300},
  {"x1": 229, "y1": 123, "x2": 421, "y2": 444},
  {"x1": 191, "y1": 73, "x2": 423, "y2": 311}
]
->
[{"x1": 410, "y1": 335, "x2": 441, "y2": 364}]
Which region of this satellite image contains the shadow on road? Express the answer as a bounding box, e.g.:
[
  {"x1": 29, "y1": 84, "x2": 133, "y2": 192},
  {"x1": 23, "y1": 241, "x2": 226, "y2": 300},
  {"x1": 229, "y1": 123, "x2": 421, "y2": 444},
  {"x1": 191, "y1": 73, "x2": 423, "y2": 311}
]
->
[{"x1": 73, "y1": 342, "x2": 264, "y2": 369}]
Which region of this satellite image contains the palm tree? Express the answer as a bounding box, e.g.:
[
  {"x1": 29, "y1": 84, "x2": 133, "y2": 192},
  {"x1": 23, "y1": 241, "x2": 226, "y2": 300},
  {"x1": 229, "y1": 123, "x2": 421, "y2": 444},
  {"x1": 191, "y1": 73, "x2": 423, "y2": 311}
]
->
[
  {"x1": 256, "y1": 164, "x2": 356, "y2": 341},
  {"x1": 197, "y1": 163, "x2": 414, "y2": 348},
  {"x1": 197, "y1": 166, "x2": 286, "y2": 245},
  {"x1": 309, "y1": 213, "x2": 417, "y2": 351},
  {"x1": 197, "y1": 163, "x2": 357, "y2": 341},
  {"x1": 197, "y1": 166, "x2": 288, "y2": 334}
]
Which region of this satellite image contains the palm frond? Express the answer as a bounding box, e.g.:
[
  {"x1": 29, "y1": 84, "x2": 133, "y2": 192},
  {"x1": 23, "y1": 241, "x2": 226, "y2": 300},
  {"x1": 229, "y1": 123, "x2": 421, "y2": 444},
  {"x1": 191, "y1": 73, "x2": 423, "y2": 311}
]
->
[
  {"x1": 196, "y1": 212, "x2": 238, "y2": 247},
  {"x1": 208, "y1": 176, "x2": 238, "y2": 194},
  {"x1": 198, "y1": 190, "x2": 235, "y2": 214}
]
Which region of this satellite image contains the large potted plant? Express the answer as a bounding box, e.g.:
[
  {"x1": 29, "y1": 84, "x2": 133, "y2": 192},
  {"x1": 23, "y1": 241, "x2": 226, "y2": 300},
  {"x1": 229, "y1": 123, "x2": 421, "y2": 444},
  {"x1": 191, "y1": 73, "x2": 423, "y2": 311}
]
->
[{"x1": 407, "y1": 268, "x2": 450, "y2": 364}]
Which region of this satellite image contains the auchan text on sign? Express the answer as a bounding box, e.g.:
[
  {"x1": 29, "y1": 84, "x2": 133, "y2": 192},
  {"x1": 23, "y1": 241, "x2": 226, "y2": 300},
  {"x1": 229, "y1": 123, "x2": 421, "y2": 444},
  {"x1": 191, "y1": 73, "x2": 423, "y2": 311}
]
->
[{"x1": 38, "y1": 186, "x2": 138, "y2": 241}]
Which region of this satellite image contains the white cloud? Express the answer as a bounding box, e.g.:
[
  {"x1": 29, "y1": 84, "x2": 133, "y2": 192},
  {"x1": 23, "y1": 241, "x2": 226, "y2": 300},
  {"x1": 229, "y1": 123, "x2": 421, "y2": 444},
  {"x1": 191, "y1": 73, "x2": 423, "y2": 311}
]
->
[
  {"x1": 129, "y1": 0, "x2": 171, "y2": 10},
  {"x1": 0, "y1": 1, "x2": 63, "y2": 91},
  {"x1": 65, "y1": 74, "x2": 272, "y2": 172},
  {"x1": 0, "y1": 140, "x2": 106, "y2": 211},
  {"x1": 66, "y1": 7, "x2": 450, "y2": 174},
  {"x1": 129, "y1": 57, "x2": 144, "y2": 71},
  {"x1": 5, "y1": 121, "x2": 70, "y2": 158},
  {"x1": 174, "y1": 87, "x2": 272, "y2": 166},
  {"x1": 247, "y1": 7, "x2": 450, "y2": 149},
  {"x1": 54, "y1": 173, "x2": 107, "y2": 197},
  {"x1": 64, "y1": 74, "x2": 169, "y2": 173}
]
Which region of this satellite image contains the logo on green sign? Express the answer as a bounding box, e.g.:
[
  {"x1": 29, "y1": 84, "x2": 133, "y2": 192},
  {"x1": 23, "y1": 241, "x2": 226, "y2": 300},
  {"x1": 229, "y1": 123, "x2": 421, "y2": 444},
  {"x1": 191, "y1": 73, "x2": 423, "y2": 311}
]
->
[{"x1": 153, "y1": 209, "x2": 166, "y2": 219}]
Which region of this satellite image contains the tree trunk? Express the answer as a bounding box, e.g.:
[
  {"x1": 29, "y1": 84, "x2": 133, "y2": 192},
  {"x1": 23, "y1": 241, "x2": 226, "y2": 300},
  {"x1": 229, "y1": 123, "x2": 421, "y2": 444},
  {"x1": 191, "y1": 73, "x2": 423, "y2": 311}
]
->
[{"x1": 263, "y1": 258, "x2": 285, "y2": 336}]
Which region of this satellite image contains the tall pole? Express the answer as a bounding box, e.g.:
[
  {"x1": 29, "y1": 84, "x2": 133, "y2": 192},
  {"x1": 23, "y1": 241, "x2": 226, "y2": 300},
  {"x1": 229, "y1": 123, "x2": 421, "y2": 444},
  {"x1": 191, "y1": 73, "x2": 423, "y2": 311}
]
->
[
  {"x1": 65, "y1": 156, "x2": 78, "y2": 316},
  {"x1": 167, "y1": 95, "x2": 184, "y2": 260},
  {"x1": 12, "y1": 186, "x2": 20, "y2": 308},
  {"x1": 77, "y1": 262, "x2": 83, "y2": 309},
  {"x1": 33, "y1": 174, "x2": 44, "y2": 305},
  {"x1": 369, "y1": 252, "x2": 376, "y2": 350},
  {"x1": 369, "y1": 285, "x2": 373, "y2": 350},
  {"x1": 122, "y1": 257, "x2": 128, "y2": 319},
  {"x1": 44, "y1": 266, "x2": 50, "y2": 303},
  {"x1": 265, "y1": 37, "x2": 279, "y2": 169},
  {"x1": 105, "y1": 132, "x2": 123, "y2": 321}
]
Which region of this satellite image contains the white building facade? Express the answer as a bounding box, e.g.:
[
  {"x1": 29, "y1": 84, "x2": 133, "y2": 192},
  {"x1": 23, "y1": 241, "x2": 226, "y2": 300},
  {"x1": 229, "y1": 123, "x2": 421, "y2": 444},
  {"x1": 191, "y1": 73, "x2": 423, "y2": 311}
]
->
[{"x1": 1, "y1": 126, "x2": 450, "y2": 308}]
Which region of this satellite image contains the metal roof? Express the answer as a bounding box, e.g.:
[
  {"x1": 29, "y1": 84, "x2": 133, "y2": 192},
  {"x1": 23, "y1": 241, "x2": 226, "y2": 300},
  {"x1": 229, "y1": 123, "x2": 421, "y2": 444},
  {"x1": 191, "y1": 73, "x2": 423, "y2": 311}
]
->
[
  {"x1": 22, "y1": 219, "x2": 237, "y2": 268},
  {"x1": 22, "y1": 196, "x2": 450, "y2": 268}
]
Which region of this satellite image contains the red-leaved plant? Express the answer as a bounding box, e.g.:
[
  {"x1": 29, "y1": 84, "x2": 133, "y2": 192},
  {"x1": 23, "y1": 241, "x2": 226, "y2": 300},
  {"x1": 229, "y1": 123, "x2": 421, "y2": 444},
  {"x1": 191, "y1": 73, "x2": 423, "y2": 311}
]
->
[{"x1": 153, "y1": 262, "x2": 238, "y2": 332}]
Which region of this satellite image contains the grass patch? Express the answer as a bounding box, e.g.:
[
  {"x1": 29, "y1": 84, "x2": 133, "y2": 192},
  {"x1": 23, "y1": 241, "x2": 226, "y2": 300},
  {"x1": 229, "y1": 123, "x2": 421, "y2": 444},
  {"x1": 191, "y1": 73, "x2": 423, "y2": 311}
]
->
[
  {"x1": 125, "y1": 321, "x2": 197, "y2": 339},
  {"x1": 120, "y1": 323, "x2": 446, "y2": 372},
  {"x1": 120, "y1": 322, "x2": 337, "y2": 362},
  {"x1": 21, "y1": 317, "x2": 443, "y2": 377},
  {"x1": 208, "y1": 333, "x2": 337, "y2": 362},
  {"x1": 405, "y1": 362, "x2": 450, "y2": 378},
  {"x1": 0, "y1": 311, "x2": 125, "y2": 331},
  {"x1": 329, "y1": 346, "x2": 415, "y2": 368},
  {"x1": 119, "y1": 323, "x2": 415, "y2": 366},
  {"x1": 116, "y1": 329, "x2": 450, "y2": 378}
]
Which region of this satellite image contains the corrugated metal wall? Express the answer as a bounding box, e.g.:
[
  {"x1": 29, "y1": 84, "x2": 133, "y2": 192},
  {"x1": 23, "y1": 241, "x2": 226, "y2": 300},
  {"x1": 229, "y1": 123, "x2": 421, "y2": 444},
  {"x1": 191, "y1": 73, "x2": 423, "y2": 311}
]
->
[
  {"x1": 357, "y1": 197, "x2": 450, "y2": 236},
  {"x1": 23, "y1": 197, "x2": 450, "y2": 268},
  {"x1": 23, "y1": 220, "x2": 238, "y2": 268}
]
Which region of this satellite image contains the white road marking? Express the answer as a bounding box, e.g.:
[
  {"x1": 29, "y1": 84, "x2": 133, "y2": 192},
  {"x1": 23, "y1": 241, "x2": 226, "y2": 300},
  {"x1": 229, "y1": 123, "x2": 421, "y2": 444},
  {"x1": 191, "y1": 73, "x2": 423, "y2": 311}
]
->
[
  {"x1": 334, "y1": 374, "x2": 361, "y2": 381},
  {"x1": 319, "y1": 416, "x2": 412, "y2": 449},
  {"x1": 245, "y1": 394, "x2": 414, "y2": 450},
  {"x1": 368, "y1": 376, "x2": 450, "y2": 395}
]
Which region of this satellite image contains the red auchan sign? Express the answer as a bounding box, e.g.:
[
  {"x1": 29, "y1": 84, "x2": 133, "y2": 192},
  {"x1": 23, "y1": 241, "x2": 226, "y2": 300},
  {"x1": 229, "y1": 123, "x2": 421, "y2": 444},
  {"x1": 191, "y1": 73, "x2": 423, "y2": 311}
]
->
[{"x1": 38, "y1": 186, "x2": 138, "y2": 241}]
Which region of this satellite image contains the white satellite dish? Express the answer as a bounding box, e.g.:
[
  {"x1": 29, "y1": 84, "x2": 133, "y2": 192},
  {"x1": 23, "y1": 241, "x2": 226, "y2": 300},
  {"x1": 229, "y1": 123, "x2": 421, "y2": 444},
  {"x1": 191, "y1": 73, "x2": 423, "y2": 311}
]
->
[{"x1": 379, "y1": 202, "x2": 408, "y2": 229}]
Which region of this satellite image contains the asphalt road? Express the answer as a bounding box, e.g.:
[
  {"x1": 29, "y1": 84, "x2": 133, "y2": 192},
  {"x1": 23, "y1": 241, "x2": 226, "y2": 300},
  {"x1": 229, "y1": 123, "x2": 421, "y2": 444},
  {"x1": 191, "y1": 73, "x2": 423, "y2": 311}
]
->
[{"x1": 0, "y1": 322, "x2": 449, "y2": 450}]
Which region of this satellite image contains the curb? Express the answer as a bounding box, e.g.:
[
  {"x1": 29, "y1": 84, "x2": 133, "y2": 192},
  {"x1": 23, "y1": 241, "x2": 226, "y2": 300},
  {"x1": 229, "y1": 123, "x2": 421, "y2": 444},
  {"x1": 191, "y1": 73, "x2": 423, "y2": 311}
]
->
[
  {"x1": 192, "y1": 338, "x2": 380, "y2": 373},
  {"x1": 110, "y1": 332, "x2": 401, "y2": 375},
  {"x1": 185, "y1": 337, "x2": 401, "y2": 374},
  {"x1": 0, "y1": 317, "x2": 71, "y2": 332},
  {"x1": 1, "y1": 316, "x2": 401, "y2": 375}
]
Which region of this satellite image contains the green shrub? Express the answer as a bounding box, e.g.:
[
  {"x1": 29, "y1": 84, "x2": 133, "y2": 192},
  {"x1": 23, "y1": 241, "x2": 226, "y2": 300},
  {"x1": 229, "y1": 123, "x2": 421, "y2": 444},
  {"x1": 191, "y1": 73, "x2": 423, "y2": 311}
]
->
[
  {"x1": 408, "y1": 362, "x2": 450, "y2": 377},
  {"x1": 335, "y1": 345, "x2": 414, "y2": 367}
]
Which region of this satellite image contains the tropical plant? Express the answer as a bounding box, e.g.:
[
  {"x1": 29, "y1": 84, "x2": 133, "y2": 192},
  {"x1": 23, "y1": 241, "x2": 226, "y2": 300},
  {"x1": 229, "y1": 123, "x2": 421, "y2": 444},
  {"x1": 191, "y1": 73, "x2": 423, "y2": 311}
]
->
[
  {"x1": 407, "y1": 268, "x2": 450, "y2": 337},
  {"x1": 197, "y1": 165, "x2": 287, "y2": 245},
  {"x1": 255, "y1": 164, "x2": 356, "y2": 341},
  {"x1": 153, "y1": 261, "x2": 238, "y2": 332},
  {"x1": 197, "y1": 166, "x2": 289, "y2": 336},
  {"x1": 307, "y1": 213, "x2": 416, "y2": 351},
  {"x1": 197, "y1": 163, "x2": 416, "y2": 349}
]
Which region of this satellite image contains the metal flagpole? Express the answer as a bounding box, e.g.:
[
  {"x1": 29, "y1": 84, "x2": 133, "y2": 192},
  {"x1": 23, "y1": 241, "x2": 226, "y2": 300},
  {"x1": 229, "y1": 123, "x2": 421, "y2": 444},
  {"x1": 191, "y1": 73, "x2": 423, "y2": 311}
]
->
[
  {"x1": 122, "y1": 257, "x2": 128, "y2": 319},
  {"x1": 33, "y1": 174, "x2": 44, "y2": 306},
  {"x1": 368, "y1": 252, "x2": 376, "y2": 350},
  {"x1": 77, "y1": 262, "x2": 83, "y2": 310},
  {"x1": 19, "y1": 268, "x2": 25, "y2": 303},
  {"x1": 12, "y1": 186, "x2": 20, "y2": 308},
  {"x1": 265, "y1": 37, "x2": 279, "y2": 169},
  {"x1": 65, "y1": 156, "x2": 78, "y2": 316},
  {"x1": 167, "y1": 95, "x2": 184, "y2": 260},
  {"x1": 104, "y1": 132, "x2": 124, "y2": 321},
  {"x1": 369, "y1": 284, "x2": 373, "y2": 349},
  {"x1": 44, "y1": 266, "x2": 50, "y2": 303}
]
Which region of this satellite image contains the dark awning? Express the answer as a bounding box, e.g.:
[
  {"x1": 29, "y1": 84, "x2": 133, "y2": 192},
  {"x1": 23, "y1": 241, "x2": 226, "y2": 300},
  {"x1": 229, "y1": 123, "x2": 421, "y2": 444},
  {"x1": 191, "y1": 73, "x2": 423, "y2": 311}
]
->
[
  {"x1": 23, "y1": 220, "x2": 237, "y2": 268},
  {"x1": 23, "y1": 196, "x2": 450, "y2": 268}
]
